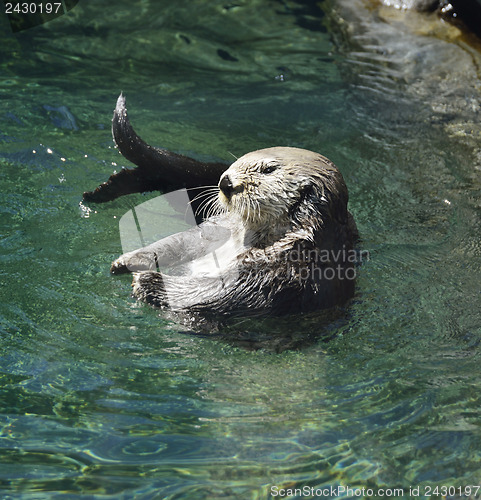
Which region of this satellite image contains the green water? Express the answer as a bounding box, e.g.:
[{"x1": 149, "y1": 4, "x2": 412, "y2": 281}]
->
[{"x1": 1, "y1": 0, "x2": 481, "y2": 498}]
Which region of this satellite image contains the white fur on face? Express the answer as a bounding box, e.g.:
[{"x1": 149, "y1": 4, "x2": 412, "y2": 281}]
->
[{"x1": 219, "y1": 155, "x2": 309, "y2": 227}]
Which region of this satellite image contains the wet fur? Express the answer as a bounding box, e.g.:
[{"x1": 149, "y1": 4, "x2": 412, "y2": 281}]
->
[
  {"x1": 90, "y1": 96, "x2": 358, "y2": 318},
  {"x1": 113, "y1": 149, "x2": 358, "y2": 316}
]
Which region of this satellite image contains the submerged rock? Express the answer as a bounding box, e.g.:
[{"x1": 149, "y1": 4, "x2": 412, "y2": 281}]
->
[
  {"x1": 379, "y1": 0, "x2": 481, "y2": 38},
  {"x1": 329, "y1": 0, "x2": 481, "y2": 165},
  {"x1": 380, "y1": 0, "x2": 439, "y2": 11}
]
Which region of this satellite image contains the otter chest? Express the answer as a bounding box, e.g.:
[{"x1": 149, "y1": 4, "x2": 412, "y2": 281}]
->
[{"x1": 188, "y1": 227, "x2": 247, "y2": 277}]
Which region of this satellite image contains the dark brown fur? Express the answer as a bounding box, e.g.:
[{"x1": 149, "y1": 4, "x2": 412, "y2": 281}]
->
[{"x1": 85, "y1": 96, "x2": 358, "y2": 319}]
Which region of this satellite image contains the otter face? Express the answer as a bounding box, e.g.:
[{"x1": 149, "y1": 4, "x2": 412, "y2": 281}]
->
[{"x1": 218, "y1": 147, "x2": 332, "y2": 228}]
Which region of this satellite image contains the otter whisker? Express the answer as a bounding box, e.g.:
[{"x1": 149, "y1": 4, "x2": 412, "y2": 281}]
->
[
  {"x1": 198, "y1": 191, "x2": 223, "y2": 220},
  {"x1": 204, "y1": 198, "x2": 217, "y2": 219},
  {"x1": 192, "y1": 189, "x2": 219, "y2": 204},
  {"x1": 209, "y1": 198, "x2": 226, "y2": 219},
  {"x1": 186, "y1": 184, "x2": 219, "y2": 193},
  {"x1": 194, "y1": 198, "x2": 211, "y2": 218},
  {"x1": 188, "y1": 186, "x2": 219, "y2": 206},
  {"x1": 190, "y1": 192, "x2": 219, "y2": 210},
  {"x1": 187, "y1": 186, "x2": 221, "y2": 219},
  {"x1": 195, "y1": 192, "x2": 220, "y2": 218}
]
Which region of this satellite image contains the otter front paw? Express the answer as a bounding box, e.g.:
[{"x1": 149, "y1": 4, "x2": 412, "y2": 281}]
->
[
  {"x1": 132, "y1": 271, "x2": 168, "y2": 308},
  {"x1": 110, "y1": 252, "x2": 158, "y2": 274},
  {"x1": 110, "y1": 256, "x2": 130, "y2": 274}
]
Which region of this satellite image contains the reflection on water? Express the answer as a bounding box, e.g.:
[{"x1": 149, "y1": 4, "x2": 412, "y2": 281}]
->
[{"x1": 1, "y1": 0, "x2": 481, "y2": 497}]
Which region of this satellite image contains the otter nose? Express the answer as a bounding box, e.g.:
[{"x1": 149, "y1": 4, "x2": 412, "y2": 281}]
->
[{"x1": 219, "y1": 174, "x2": 234, "y2": 198}]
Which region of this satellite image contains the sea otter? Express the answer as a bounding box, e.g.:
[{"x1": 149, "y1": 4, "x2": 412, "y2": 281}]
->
[{"x1": 83, "y1": 95, "x2": 358, "y2": 318}]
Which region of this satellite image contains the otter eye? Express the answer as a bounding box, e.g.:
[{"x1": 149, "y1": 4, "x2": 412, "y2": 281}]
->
[{"x1": 261, "y1": 164, "x2": 278, "y2": 174}]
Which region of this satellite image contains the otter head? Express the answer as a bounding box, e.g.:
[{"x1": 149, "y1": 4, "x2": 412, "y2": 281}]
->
[{"x1": 218, "y1": 147, "x2": 349, "y2": 232}]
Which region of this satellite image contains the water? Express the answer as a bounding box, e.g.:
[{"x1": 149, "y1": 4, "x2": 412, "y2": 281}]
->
[{"x1": 1, "y1": 0, "x2": 481, "y2": 498}]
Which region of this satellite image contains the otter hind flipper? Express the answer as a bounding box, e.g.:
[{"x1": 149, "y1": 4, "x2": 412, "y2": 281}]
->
[{"x1": 82, "y1": 94, "x2": 228, "y2": 203}]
